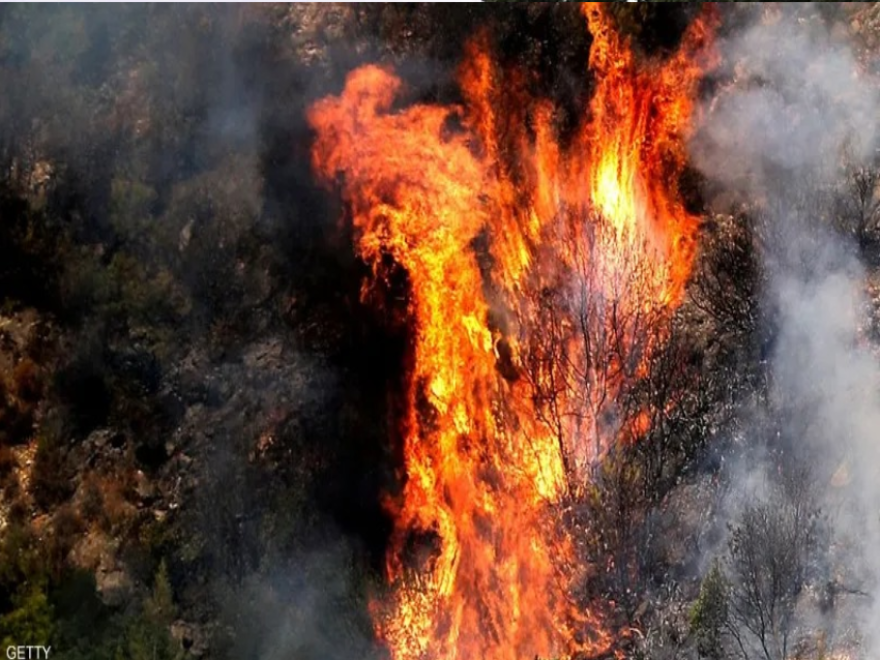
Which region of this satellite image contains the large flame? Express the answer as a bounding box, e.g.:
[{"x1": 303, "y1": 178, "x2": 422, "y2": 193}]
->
[{"x1": 308, "y1": 4, "x2": 717, "y2": 659}]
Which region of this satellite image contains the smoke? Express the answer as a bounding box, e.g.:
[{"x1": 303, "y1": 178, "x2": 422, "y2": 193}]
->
[
  {"x1": 212, "y1": 540, "x2": 377, "y2": 660},
  {"x1": 693, "y1": 11, "x2": 876, "y2": 186},
  {"x1": 691, "y1": 4, "x2": 880, "y2": 653}
]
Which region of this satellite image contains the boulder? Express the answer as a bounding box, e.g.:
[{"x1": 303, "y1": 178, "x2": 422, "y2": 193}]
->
[{"x1": 170, "y1": 621, "x2": 212, "y2": 657}]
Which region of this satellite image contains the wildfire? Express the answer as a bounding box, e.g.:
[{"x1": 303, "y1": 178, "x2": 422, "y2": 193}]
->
[{"x1": 308, "y1": 4, "x2": 717, "y2": 660}]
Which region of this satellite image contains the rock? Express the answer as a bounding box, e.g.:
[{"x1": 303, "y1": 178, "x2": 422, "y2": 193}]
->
[
  {"x1": 69, "y1": 530, "x2": 113, "y2": 570},
  {"x1": 171, "y1": 621, "x2": 212, "y2": 657},
  {"x1": 285, "y1": 4, "x2": 358, "y2": 68},
  {"x1": 242, "y1": 337, "x2": 284, "y2": 371},
  {"x1": 179, "y1": 219, "x2": 194, "y2": 252},
  {"x1": 70, "y1": 532, "x2": 135, "y2": 608},
  {"x1": 96, "y1": 568, "x2": 134, "y2": 607},
  {"x1": 85, "y1": 429, "x2": 113, "y2": 449},
  {"x1": 134, "y1": 470, "x2": 158, "y2": 502}
]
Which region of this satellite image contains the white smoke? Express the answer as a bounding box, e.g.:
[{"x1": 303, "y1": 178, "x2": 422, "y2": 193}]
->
[{"x1": 691, "y1": 4, "x2": 880, "y2": 654}]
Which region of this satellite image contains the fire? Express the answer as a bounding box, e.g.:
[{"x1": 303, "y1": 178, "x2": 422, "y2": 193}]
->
[{"x1": 308, "y1": 4, "x2": 717, "y2": 660}]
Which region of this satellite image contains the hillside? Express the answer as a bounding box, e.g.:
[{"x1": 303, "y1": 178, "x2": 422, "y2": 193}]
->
[{"x1": 1, "y1": 4, "x2": 880, "y2": 660}]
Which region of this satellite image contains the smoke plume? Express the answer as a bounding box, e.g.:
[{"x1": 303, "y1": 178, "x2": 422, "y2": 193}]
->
[{"x1": 691, "y1": 4, "x2": 880, "y2": 652}]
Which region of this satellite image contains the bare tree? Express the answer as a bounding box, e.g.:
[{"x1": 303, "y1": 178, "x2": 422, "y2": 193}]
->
[
  {"x1": 628, "y1": 316, "x2": 715, "y2": 504},
  {"x1": 513, "y1": 208, "x2": 711, "y2": 617},
  {"x1": 832, "y1": 163, "x2": 880, "y2": 253},
  {"x1": 690, "y1": 214, "x2": 764, "y2": 360},
  {"x1": 518, "y1": 210, "x2": 670, "y2": 484},
  {"x1": 703, "y1": 462, "x2": 823, "y2": 660}
]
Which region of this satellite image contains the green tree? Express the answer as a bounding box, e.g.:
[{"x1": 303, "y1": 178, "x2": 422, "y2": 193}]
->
[
  {"x1": 690, "y1": 561, "x2": 729, "y2": 660},
  {"x1": 0, "y1": 586, "x2": 54, "y2": 649},
  {"x1": 146, "y1": 560, "x2": 175, "y2": 625},
  {"x1": 123, "y1": 561, "x2": 180, "y2": 660}
]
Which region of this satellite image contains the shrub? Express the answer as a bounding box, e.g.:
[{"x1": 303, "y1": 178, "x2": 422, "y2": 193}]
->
[
  {"x1": 690, "y1": 561, "x2": 729, "y2": 660},
  {"x1": 13, "y1": 357, "x2": 42, "y2": 403},
  {"x1": 0, "y1": 522, "x2": 52, "y2": 644},
  {"x1": 79, "y1": 475, "x2": 106, "y2": 526},
  {"x1": 0, "y1": 376, "x2": 35, "y2": 446},
  {"x1": 0, "y1": 445, "x2": 16, "y2": 478},
  {"x1": 0, "y1": 586, "x2": 54, "y2": 649},
  {"x1": 119, "y1": 561, "x2": 181, "y2": 660},
  {"x1": 45, "y1": 506, "x2": 85, "y2": 581},
  {"x1": 30, "y1": 436, "x2": 75, "y2": 509},
  {"x1": 146, "y1": 560, "x2": 176, "y2": 625}
]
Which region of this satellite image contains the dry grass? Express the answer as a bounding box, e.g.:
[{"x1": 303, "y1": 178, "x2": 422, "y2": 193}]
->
[{"x1": 77, "y1": 471, "x2": 137, "y2": 534}]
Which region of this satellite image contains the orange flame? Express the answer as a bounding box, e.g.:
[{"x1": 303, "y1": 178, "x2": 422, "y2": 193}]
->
[{"x1": 308, "y1": 4, "x2": 717, "y2": 659}]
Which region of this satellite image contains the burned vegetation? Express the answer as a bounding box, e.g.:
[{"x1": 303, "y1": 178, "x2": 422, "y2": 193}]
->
[{"x1": 1, "y1": 3, "x2": 880, "y2": 660}]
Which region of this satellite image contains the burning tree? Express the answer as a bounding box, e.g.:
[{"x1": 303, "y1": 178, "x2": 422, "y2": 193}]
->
[
  {"x1": 518, "y1": 213, "x2": 715, "y2": 615},
  {"x1": 308, "y1": 3, "x2": 718, "y2": 659},
  {"x1": 520, "y1": 217, "x2": 670, "y2": 473}
]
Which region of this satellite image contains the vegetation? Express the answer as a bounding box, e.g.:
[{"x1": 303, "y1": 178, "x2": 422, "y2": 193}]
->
[{"x1": 690, "y1": 562, "x2": 729, "y2": 660}]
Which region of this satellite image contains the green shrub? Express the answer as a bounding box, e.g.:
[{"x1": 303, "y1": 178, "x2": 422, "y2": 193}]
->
[
  {"x1": 0, "y1": 522, "x2": 53, "y2": 648},
  {"x1": 690, "y1": 561, "x2": 729, "y2": 660},
  {"x1": 0, "y1": 586, "x2": 54, "y2": 649},
  {"x1": 121, "y1": 561, "x2": 181, "y2": 660},
  {"x1": 146, "y1": 560, "x2": 176, "y2": 625}
]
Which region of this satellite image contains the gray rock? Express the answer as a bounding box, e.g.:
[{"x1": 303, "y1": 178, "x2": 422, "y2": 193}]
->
[
  {"x1": 96, "y1": 568, "x2": 134, "y2": 608},
  {"x1": 134, "y1": 470, "x2": 158, "y2": 502}
]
